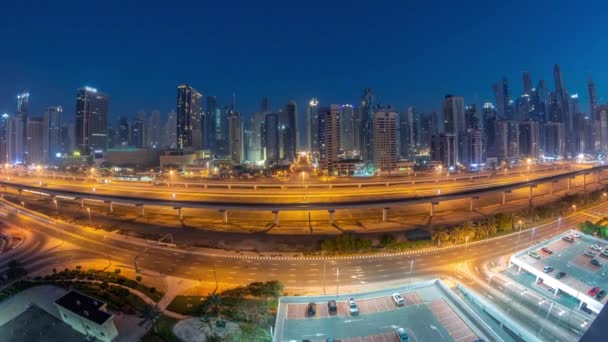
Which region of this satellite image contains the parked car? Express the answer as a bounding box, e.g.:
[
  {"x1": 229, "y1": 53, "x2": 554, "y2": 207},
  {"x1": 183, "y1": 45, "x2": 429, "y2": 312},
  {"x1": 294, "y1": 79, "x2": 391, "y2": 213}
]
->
[
  {"x1": 563, "y1": 236, "x2": 574, "y2": 243},
  {"x1": 306, "y1": 303, "x2": 316, "y2": 317},
  {"x1": 395, "y1": 328, "x2": 409, "y2": 342},
  {"x1": 529, "y1": 251, "x2": 541, "y2": 259},
  {"x1": 571, "y1": 232, "x2": 581, "y2": 238},
  {"x1": 601, "y1": 250, "x2": 608, "y2": 258},
  {"x1": 392, "y1": 293, "x2": 405, "y2": 306},
  {"x1": 591, "y1": 244, "x2": 602, "y2": 251},
  {"x1": 543, "y1": 266, "x2": 554, "y2": 273},
  {"x1": 327, "y1": 300, "x2": 337, "y2": 315},
  {"x1": 584, "y1": 251, "x2": 597, "y2": 257},
  {"x1": 555, "y1": 272, "x2": 566, "y2": 279},
  {"x1": 541, "y1": 247, "x2": 553, "y2": 254},
  {"x1": 588, "y1": 287, "x2": 601, "y2": 297},
  {"x1": 348, "y1": 298, "x2": 359, "y2": 315},
  {"x1": 591, "y1": 259, "x2": 603, "y2": 267},
  {"x1": 596, "y1": 290, "x2": 607, "y2": 301}
]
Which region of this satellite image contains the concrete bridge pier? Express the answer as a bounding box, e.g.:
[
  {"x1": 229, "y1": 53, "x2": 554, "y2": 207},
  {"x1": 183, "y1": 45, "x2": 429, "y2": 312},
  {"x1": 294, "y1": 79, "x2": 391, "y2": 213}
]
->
[
  {"x1": 470, "y1": 196, "x2": 479, "y2": 211},
  {"x1": 136, "y1": 204, "x2": 144, "y2": 216},
  {"x1": 175, "y1": 207, "x2": 183, "y2": 220},
  {"x1": 328, "y1": 209, "x2": 335, "y2": 224},
  {"x1": 430, "y1": 201, "x2": 439, "y2": 217},
  {"x1": 272, "y1": 210, "x2": 279, "y2": 225},
  {"x1": 220, "y1": 209, "x2": 228, "y2": 224},
  {"x1": 105, "y1": 200, "x2": 113, "y2": 213},
  {"x1": 382, "y1": 207, "x2": 389, "y2": 221}
]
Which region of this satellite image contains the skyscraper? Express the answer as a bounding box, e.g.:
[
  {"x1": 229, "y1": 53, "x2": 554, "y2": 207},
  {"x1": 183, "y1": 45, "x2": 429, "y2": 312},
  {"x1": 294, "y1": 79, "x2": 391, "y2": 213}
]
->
[
  {"x1": 372, "y1": 110, "x2": 399, "y2": 174},
  {"x1": 148, "y1": 110, "x2": 161, "y2": 148},
  {"x1": 588, "y1": 79, "x2": 600, "y2": 151},
  {"x1": 493, "y1": 77, "x2": 511, "y2": 119},
  {"x1": 442, "y1": 95, "x2": 465, "y2": 164},
  {"x1": 26, "y1": 118, "x2": 44, "y2": 164},
  {"x1": 261, "y1": 97, "x2": 270, "y2": 113},
  {"x1": 543, "y1": 122, "x2": 565, "y2": 158},
  {"x1": 264, "y1": 113, "x2": 279, "y2": 163},
  {"x1": 250, "y1": 111, "x2": 266, "y2": 162},
  {"x1": 360, "y1": 88, "x2": 375, "y2": 162},
  {"x1": 519, "y1": 121, "x2": 540, "y2": 159},
  {"x1": 318, "y1": 105, "x2": 341, "y2": 175},
  {"x1": 280, "y1": 101, "x2": 298, "y2": 161},
  {"x1": 176, "y1": 84, "x2": 202, "y2": 150},
  {"x1": 340, "y1": 104, "x2": 355, "y2": 155},
  {"x1": 482, "y1": 102, "x2": 497, "y2": 162},
  {"x1": 204, "y1": 96, "x2": 217, "y2": 152},
  {"x1": 464, "y1": 104, "x2": 480, "y2": 130},
  {"x1": 17, "y1": 91, "x2": 30, "y2": 114},
  {"x1": 43, "y1": 106, "x2": 62, "y2": 161},
  {"x1": 75, "y1": 86, "x2": 110, "y2": 155},
  {"x1": 306, "y1": 98, "x2": 319, "y2": 153},
  {"x1": 165, "y1": 111, "x2": 177, "y2": 149},
  {"x1": 523, "y1": 71, "x2": 533, "y2": 96},
  {"x1": 496, "y1": 120, "x2": 520, "y2": 162},
  {"x1": 431, "y1": 134, "x2": 457, "y2": 169},
  {"x1": 228, "y1": 112, "x2": 243, "y2": 163},
  {"x1": 462, "y1": 129, "x2": 483, "y2": 167}
]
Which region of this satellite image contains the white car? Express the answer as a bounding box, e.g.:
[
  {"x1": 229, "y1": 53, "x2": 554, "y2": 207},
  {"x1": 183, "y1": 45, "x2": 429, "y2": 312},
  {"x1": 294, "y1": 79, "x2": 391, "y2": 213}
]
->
[
  {"x1": 585, "y1": 251, "x2": 597, "y2": 257},
  {"x1": 392, "y1": 293, "x2": 405, "y2": 306},
  {"x1": 348, "y1": 298, "x2": 359, "y2": 315},
  {"x1": 529, "y1": 251, "x2": 541, "y2": 259},
  {"x1": 571, "y1": 232, "x2": 581, "y2": 238},
  {"x1": 591, "y1": 244, "x2": 602, "y2": 251}
]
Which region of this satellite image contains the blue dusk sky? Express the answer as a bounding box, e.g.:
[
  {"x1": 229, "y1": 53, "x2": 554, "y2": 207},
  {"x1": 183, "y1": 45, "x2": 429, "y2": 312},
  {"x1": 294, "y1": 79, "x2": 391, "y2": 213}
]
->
[{"x1": 1, "y1": 0, "x2": 607, "y2": 121}]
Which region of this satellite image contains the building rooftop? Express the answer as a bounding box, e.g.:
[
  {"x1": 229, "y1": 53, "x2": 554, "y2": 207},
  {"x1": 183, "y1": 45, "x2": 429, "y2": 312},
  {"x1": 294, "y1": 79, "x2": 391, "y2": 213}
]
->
[
  {"x1": 0, "y1": 305, "x2": 94, "y2": 342},
  {"x1": 54, "y1": 290, "x2": 112, "y2": 325}
]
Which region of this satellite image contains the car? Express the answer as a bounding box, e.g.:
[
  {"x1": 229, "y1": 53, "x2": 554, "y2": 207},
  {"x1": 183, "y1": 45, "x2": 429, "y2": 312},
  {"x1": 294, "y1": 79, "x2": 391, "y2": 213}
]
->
[
  {"x1": 596, "y1": 290, "x2": 607, "y2": 301},
  {"x1": 327, "y1": 300, "x2": 337, "y2": 315},
  {"x1": 588, "y1": 287, "x2": 601, "y2": 297},
  {"x1": 591, "y1": 244, "x2": 602, "y2": 251},
  {"x1": 591, "y1": 259, "x2": 603, "y2": 267},
  {"x1": 571, "y1": 232, "x2": 581, "y2": 238},
  {"x1": 562, "y1": 236, "x2": 574, "y2": 243},
  {"x1": 348, "y1": 298, "x2": 359, "y2": 315},
  {"x1": 392, "y1": 293, "x2": 405, "y2": 306},
  {"x1": 326, "y1": 339, "x2": 337, "y2": 342},
  {"x1": 601, "y1": 250, "x2": 608, "y2": 258},
  {"x1": 306, "y1": 303, "x2": 316, "y2": 317},
  {"x1": 543, "y1": 266, "x2": 554, "y2": 273},
  {"x1": 541, "y1": 247, "x2": 553, "y2": 254},
  {"x1": 529, "y1": 251, "x2": 541, "y2": 259},
  {"x1": 395, "y1": 328, "x2": 409, "y2": 342},
  {"x1": 584, "y1": 251, "x2": 597, "y2": 257},
  {"x1": 555, "y1": 271, "x2": 566, "y2": 279}
]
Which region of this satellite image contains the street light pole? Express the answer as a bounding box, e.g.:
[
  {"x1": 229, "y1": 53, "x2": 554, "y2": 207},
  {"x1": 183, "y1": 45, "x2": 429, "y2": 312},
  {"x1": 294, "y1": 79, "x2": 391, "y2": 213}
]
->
[
  {"x1": 323, "y1": 257, "x2": 326, "y2": 296},
  {"x1": 336, "y1": 266, "x2": 340, "y2": 297}
]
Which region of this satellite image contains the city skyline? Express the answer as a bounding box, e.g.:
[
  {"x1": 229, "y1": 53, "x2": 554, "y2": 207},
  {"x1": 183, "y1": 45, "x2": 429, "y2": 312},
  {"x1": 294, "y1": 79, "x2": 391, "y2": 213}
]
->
[{"x1": 2, "y1": 1, "x2": 608, "y2": 118}]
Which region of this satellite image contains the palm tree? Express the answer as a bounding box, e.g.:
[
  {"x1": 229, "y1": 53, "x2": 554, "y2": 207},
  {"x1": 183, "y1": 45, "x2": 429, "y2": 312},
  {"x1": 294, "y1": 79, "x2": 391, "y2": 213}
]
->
[
  {"x1": 198, "y1": 290, "x2": 227, "y2": 336},
  {"x1": 140, "y1": 303, "x2": 161, "y2": 330}
]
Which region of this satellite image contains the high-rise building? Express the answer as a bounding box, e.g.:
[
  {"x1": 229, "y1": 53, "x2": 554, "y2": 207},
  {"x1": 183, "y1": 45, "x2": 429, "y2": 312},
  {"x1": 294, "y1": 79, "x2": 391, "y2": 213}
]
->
[
  {"x1": 214, "y1": 106, "x2": 230, "y2": 158},
  {"x1": 318, "y1": 105, "x2": 341, "y2": 175},
  {"x1": 264, "y1": 113, "x2": 279, "y2": 163},
  {"x1": 26, "y1": 118, "x2": 44, "y2": 165},
  {"x1": 261, "y1": 97, "x2": 270, "y2": 114},
  {"x1": 17, "y1": 92, "x2": 30, "y2": 114},
  {"x1": 0, "y1": 113, "x2": 9, "y2": 163},
  {"x1": 280, "y1": 101, "x2": 298, "y2": 161},
  {"x1": 442, "y1": 95, "x2": 465, "y2": 164},
  {"x1": 543, "y1": 122, "x2": 565, "y2": 158},
  {"x1": 399, "y1": 107, "x2": 416, "y2": 159},
  {"x1": 7, "y1": 114, "x2": 25, "y2": 164},
  {"x1": 117, "y1": 116, "x2": 129, "y2": 147},
  {"x1": 519, "y1": 121, "x2": 540, "y2": 159},
  {"x1": 431, "y1": 134, "x2": 457, "y2": 169},
  {"x1": 130, "y1": 113, "x2": 145, "y2": 148},
  {"x1": 523, "y1": 71, "x2": 533, "y2": 96},
  {"x1": 176, "y1": 84, "x2": 202, "y2": 150},
  {"x1": 165, "y1": 111, "x2": 177, "y2": 149},
  {"x1": 250, "y1": 111, "x2": 266, "y2": 161},
  {"x1": 372, "y1": 110, "x2": 399, "y2": 174},
  {"x1": 340, "y1": 104, "x2": 355, "y2": 155},
  {"x1": 462, "y1": 129, "x2": 483, "y2": 167},
  {"x1": 482, "y1": 102, "x2": 497, "y2": 162},
  {"x1": 598, "y1": 106, "x2": 608, "y2": 151},
  {"x1": 228, "y1": 113, "x2": 243, "y2": 163},
  {"x1": 493, "y1": 77, "x2": 511, "y2": 119},
  {"x1": 360, "y1": 88, "x2": 375, "y2": 162},
  {"x1": 203, "y1": 96, "x2": 217, "y2": 152},
  {"x1": 306, "y1": 98, "x2": 319, "y2": 153},
  {"x1": 75, "y1": 86, "x2": 110, "y2": 155},
  {"x1": 148, "y1": 110, "x2": 161, "y2": 148},
  {"x1": 588, "y1": 79, "x2": 600, "y2": 151},
  {"x1": 43, "y1": 106, "x2": 62, "y2": 162},
  {"x1": 496, "y1": 120, "x2": 520, "y2": 162},
  {"x1": 464, "y1": 104, "x2": 480, "y2": 130},
  {"x1": 534, "y1": 80, "x2": 550, "y2": 122}
]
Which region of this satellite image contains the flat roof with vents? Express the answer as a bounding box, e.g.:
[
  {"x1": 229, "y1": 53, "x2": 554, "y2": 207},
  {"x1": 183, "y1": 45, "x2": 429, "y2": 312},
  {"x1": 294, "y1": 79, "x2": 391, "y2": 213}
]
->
[{"x1": 54, "y1": 290, "x2": 112, "y2": 325}]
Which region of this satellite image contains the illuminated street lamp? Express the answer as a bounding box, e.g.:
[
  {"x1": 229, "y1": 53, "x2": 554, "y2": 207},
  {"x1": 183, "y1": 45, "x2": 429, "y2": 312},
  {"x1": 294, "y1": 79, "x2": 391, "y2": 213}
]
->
[
  {"x1": 572, "y1": 204, "x2": 577, "y2": 212},
  {"x1": 53, "y1": 199, "x2": 58, "y2": 212}
]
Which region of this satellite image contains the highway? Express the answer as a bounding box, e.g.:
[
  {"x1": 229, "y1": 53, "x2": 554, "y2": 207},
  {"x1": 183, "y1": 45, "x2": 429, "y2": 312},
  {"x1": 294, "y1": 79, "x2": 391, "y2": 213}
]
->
[{"x1": 0, "y1": 164, "x2": 602, "y2": 210}]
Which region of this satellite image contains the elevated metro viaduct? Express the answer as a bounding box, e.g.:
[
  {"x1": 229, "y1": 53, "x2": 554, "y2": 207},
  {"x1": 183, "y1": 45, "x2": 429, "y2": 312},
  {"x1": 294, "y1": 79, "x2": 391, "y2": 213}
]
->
[{"x1": 1, "y1": 165, "x2": 607, "y2": 225}]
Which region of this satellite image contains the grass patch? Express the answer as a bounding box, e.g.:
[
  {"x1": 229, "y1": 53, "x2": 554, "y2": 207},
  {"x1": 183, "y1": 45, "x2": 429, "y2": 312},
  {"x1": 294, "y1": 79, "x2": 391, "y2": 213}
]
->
[
  {"x1": 166, "y1": 295, "x2": 203, "y2": 316},
  {"x1": 140, "y1": 315, "x2": 180, "y2": 342}
]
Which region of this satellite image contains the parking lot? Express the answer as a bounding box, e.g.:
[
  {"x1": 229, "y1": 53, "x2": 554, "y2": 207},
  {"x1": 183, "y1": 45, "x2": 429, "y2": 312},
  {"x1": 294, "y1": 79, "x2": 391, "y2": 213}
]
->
[{"x1": 275, "y1": 280, "x2": 490, "y2": 342}]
